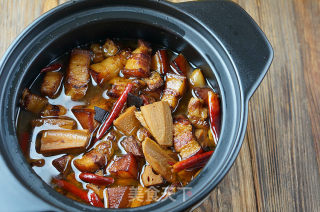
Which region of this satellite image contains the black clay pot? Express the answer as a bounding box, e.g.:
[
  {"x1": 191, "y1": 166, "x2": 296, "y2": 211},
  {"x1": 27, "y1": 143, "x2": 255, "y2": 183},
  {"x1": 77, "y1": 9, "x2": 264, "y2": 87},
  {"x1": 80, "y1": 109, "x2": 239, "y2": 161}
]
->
[{"x1": 0, "y1": 0, "x2": 273, "y2": 211}]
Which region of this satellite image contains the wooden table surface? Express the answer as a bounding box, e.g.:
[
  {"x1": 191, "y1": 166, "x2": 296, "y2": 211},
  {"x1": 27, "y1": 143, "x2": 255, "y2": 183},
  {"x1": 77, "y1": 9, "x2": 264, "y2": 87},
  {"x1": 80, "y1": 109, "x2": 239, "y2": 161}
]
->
[{"x1": 1, "y1": 0, "x2": 319, "y2": 211}]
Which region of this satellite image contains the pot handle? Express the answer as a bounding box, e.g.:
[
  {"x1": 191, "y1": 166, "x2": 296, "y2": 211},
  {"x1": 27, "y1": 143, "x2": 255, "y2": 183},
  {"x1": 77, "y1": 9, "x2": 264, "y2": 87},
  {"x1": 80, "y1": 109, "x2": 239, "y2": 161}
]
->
[{"x1": 173, "y1": 0, "x2": 273, "y2": 99}]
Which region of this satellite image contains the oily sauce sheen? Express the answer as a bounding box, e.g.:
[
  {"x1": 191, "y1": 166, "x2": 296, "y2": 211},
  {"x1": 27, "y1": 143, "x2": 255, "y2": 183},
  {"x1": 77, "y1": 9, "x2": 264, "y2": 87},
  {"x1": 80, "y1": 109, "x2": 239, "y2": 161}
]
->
[{"x1": 17, "y1": 38, "x2": 221, "y2": 208}]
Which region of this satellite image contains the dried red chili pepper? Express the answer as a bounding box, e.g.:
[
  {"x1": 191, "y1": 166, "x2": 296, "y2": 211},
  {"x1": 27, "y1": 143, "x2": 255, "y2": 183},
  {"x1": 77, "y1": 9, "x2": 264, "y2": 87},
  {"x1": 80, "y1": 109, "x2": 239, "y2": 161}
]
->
[
  {"x1": 88, "y1": 190, "x2": 104, "y2": 208},
  {"x1": 170, "y1": 54, "x2": 188, "y2": 76},
  {"x1": 52, "y1": 178, "x2": 104, "y2": 207},
  {"x1": 152, "y1": 49, "x2": 169, "y2": 75},
  {"x1": 208, "y1": 91, "x2": 221, "y2": 145},
  {"x1": 79, "y1": 173, "x2": 114, "y2": 186},
  {"x1": 172, "y1": 151, "x2": 214, "y2": 173},
  {"x1": 40, "y1": 63, "x2": 62, "y2": 73},
  {"x1": 95, "y1": 83, "x2": 133, "y2": 141}
]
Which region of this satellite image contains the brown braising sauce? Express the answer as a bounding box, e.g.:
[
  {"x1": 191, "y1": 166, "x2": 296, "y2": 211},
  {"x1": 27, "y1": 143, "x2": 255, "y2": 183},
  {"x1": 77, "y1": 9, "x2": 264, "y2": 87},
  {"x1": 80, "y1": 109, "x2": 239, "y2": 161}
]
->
[{"x1": 17, "y1": 38, "x2": 221, "y2": 208}]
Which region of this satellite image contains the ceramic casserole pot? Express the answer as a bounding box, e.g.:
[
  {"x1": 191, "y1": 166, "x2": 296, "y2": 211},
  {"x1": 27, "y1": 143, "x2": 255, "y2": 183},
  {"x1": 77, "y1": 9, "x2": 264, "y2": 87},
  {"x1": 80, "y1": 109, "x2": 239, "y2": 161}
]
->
[{"x1": 0, "y1": 0, "x2": 273, "y2": 211}]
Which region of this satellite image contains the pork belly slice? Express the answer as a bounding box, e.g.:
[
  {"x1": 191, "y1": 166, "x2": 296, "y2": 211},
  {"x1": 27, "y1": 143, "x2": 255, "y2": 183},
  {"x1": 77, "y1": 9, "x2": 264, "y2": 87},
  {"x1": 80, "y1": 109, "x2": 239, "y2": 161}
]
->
[
  {"x1": 140, "y1": 101, "x2": 173, "y2": 146},
  {"x1": 90, "y1": 43, "x2": 104, "y2": 63},
  {"x1": 31, "y1": 118, "x2": 76, "y2": 129},
  {"x1": 41, "y1": 104, "x2": 67, "y2": 117},
  {"x1": 192, "y1": 87, "x2": 212, "y2": 104},
  {"x1": 52, "y1": 154, "x2": 74, "y2": 173},
  {"x1": 187, "y1": 97, "x2": 209, "y2": 129},
  {"x1": 40, "y1": 129, "x2": 90, "y2": 155},
  {"x1": 142, "y1": 137, "x2": 177, "y2": 183},
  {"x1": 90, "y1": 39, "x2": 119, "y2": 64},
  {"x1": 139, "y1": 89, "x2": 162, "y2": 105},
  {"x1": 102, "y1": 39, "x2": 119, "y2": 57},
  {"x1": 107, "y1": 153, "x2": 138, "y2": 179},
  {"x1": 143, "y1": 71, "x2": 164, "y2": 91},
  {"x1": 20, "y1": 88, "x2": 48, "y2": 114},
  {"x1": 86, "y1": 96, "x2": 114, "y2": 112},
  {"x1": 90, "y1": 51, "x2": 128, "y2": 85},
  {"x1": 161, "y1": 73, "x2": 187, "y2": 109},
  {"x1": 107, "y1": 186, "x2": 130, "y2": 208},
  {"x1": 173, "y1": 116, "x2": 195, "y2": 149},
  {"x1": 114, "y1": 106, "x2": 141, "y2": 136},
  {"x1": 71, "y1": 108, "x2": 99, "y2": 132},
  {"x1": 120, "y1": 136, "x2": 143, "y2": 157},
  {"x1": 123, "y1": 40, "x2": 152, "y2": 78},
  {"x1": 173, "y1": 115, "x2": 202, "y2": 159},
  {"x1": 74, "y1": 134, "x2": 115, "y2": 172},
  {"x1": 40, "y1": 71, "x2": 63, "y2": 98},
  {"x1": 74, "y1": 151, "x2": 106, "y2": 173},
  {"x1": 107, "y1": 77, "x2": 146, "y2": 98},
  {"x1": 65, "y1": 49, "x2": 91, "y2": 100},
  {"x1": 195, "y1": 128, "x2": 214, "y2": 149},
  {"x1": 164, "y1": 73, "x2": 187, "y2": 96}
]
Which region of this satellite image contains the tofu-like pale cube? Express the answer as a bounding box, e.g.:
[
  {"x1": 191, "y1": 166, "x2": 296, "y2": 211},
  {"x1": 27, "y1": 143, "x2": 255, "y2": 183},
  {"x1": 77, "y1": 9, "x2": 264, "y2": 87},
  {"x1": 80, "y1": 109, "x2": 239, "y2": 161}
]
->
[
  {"x1": 140, "y1": 101, "x2": 173, "y2": 146},
  {"x1": 40, "y1": 129, "x2": 90, "y2": 155},
  {"x1": 114, "y1": 106, "x2": 141, "y2": 136},
  {"x1": 189, "y1": 68, "x2": 206, "y2": 87}
]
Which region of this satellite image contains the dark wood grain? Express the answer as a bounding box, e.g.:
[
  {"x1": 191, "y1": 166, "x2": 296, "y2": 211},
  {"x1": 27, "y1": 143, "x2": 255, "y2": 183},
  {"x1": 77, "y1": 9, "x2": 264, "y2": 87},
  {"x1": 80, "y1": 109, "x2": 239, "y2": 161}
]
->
[{"x1": 0, "y1": 0, "x2": 319, "y2": 211}]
